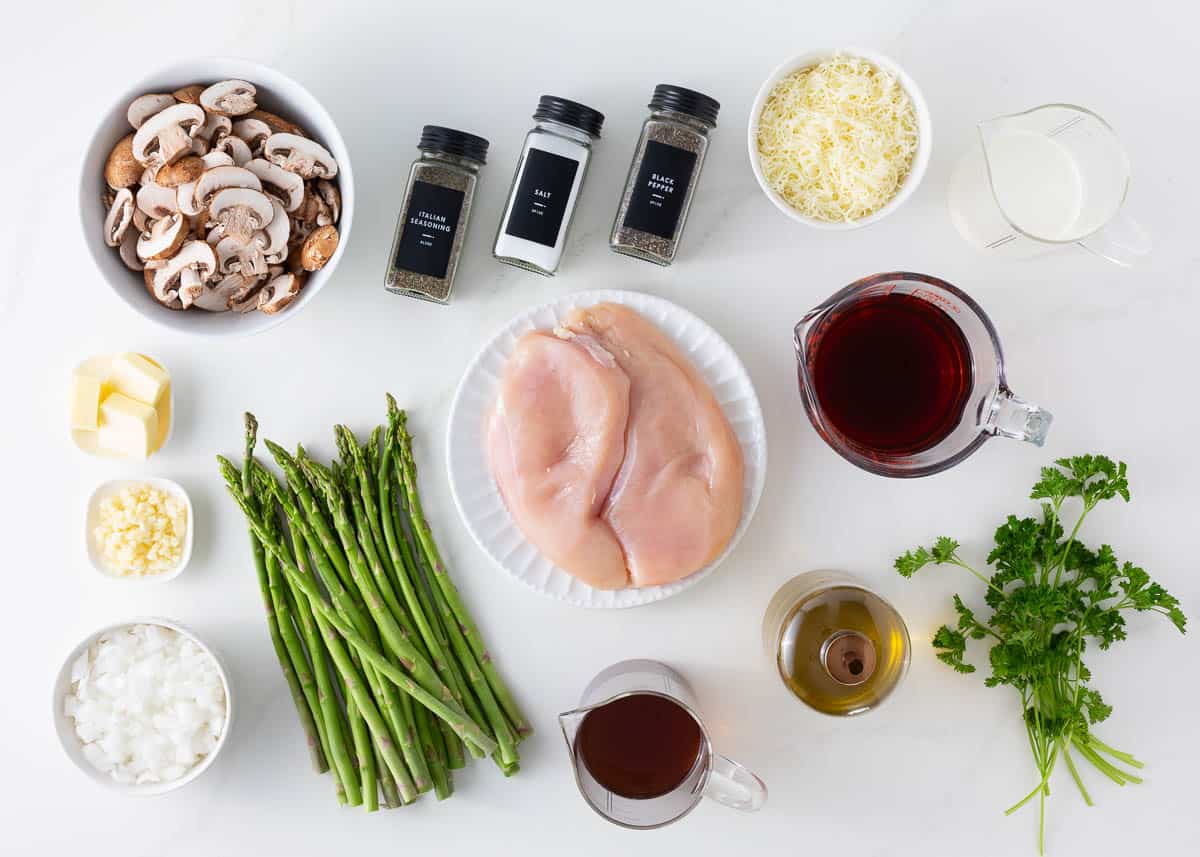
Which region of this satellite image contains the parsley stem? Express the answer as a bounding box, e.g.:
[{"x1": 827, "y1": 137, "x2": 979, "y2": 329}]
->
[
  {"x1": 1074, "y1": 739, "x2": 1142, "y2": 785},
  {"x1": 950, "y1": 556, "x2": 1005, "y2": 596},
  {"x1": 1086, "y1": 735, "x2": 1144, "y2": 769},
  {"x1": 1059, "y1": 740, "x2": 1093, "y2": 806}
]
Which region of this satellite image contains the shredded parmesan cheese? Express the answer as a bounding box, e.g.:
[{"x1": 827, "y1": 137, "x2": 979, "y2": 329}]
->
[
  {"x1": 756, "y1": 56, "x2": 919, "y2": 222},
  {"x1": 94, "y1": 484, "x2": 187, "y2": 577}
]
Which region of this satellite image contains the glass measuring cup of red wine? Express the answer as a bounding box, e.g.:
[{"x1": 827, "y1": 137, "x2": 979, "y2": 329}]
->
[
  {"x1": 794, "y1": 272, "x2": 1051, "y2": 477},
  {"x1": 558, "y1": 659, "x2": 766, "y2": 829}
]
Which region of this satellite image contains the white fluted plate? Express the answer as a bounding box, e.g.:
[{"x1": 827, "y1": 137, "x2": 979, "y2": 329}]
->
[{"x1": 446, "y1": 289, "x2": 767, "y2": 609}]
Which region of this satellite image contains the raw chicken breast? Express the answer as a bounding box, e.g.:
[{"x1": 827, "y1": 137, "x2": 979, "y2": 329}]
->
[
  {"x1": 563, "y1": 303, "x2": 745, "y2": 587},
  {"x1": 487, "y1": 330, "x2": 631, "y2": 590}
]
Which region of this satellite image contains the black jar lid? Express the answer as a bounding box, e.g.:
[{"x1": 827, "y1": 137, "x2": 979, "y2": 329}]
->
[
  {"x1": 649, "y1": 85, "x2": 720, "y2": 127},
  {"x1": 418, "y1": 126, "x2": 490, "y2": 164},
  {"x1": 533, "y1": 95, "x2": 605, "y2": 138}
]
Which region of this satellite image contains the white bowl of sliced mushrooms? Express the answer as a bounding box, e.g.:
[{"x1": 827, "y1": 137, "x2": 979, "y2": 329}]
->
[{"x1": 81, "y1": 58, "x2": 353, "y2": 336}]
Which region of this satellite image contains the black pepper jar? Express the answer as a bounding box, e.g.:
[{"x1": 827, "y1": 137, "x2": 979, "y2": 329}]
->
[
  {"x1": 385, "y1": 126, "x2": 489, "y2": 304},
  {"x1": 610, "y1": 85, "x2": 720, "y2": 266}
]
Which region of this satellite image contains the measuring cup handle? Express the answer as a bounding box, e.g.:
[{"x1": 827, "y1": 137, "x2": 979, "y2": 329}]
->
[
  {"x1": 703, "y1": 753, "x2": 767, "y2": 812},
  {"x1": 984, "y1": 387, "x2": 1052, "y2": 446},
  {"x1": 1078, "y1": 211, "x2": 1151, "y2": 267}
]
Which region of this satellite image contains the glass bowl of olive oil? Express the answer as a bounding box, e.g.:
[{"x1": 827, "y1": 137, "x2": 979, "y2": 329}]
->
[{"x1": 762, "y1": 571, "x2": 910, "y2": 716}]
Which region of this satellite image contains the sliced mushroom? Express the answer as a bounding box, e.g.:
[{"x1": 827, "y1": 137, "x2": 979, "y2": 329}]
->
[
  {"x1": 103, "y1": 188, "x2": 135, "y2": 247},
  {"x1": 246, "y1": 158, "x2": 304, "y2": 211},
  {"x1": 144, "y1": 266, "x2": 183, "y2": 310},
  {"x1": 316, "y1": 180, "x2": 340, "y2": 224},
  {"x1": 209, "y1": 187, "x2": 274, "y2": 243},
  {"x1": 104, "y1": 135, "x2": 143, "y2": 189},
  {"x1": 118, "y1": 229, "x2": 143, "y2": 271},
  {"x1": 248, "y1": 108, "x2": 306, "y2": 137},
  {"x1": 257, "y1": 272, "x2": 303, "y2": 315},
  {"x1": 215, "y1": 235, "x2": 268, "y2": 278},
  {"x1": 136, "y1": 181, "x2": 178, "y2": 219},
  {"x1": 132, "y1": 207, "x2": 150, "y2": 233},
  {"x1": 127, "y1": 93, "x2": 176, "y2": 130},
  {"x1": 231, "y1": 118, "x2": 271, "y2": 154},
  {"x1": 137, "y1": 212, "x2": 187, "y2": 260},
  {"x1": 172, "y1": 84, "x2": 205, "y2": 105},
  {"x1": 216, "y1": 134, "x2": 252, "y2": 166},
  {"x1": 197, "y1": 112, "x2": 232, "y2": 145},
  {"x1": 190, "y1": 136, "x2": 211, "y2": 156},
  {"x1": 263, "y1": 133, "x2": 337, "y2": 179},
  {"x1": 191, "y1": 272, "x2": 250, "y2": 312},
  {"x1": 200, "y1": 80, "x2": 257, "y2": 117},
  {"x1": 177, "y1": 151, "x2": 235, "y2": 215},
  {"x1": 257, "y1": 198, "x2": 291, "y2": 261},
  {"x1": 299, "y1": 224, "x2": 338, "y2": 272},
  {"x1": 151, "y1": 240, "x2": 216, "y2": 306},
  {"x1": 131, "y1": 103, "x2": 205, "y2": 165},
  {"x1": 155, "y1": 155, "x2": 206, "y2": 188},
  {"x1": 193, "y1": 165, "x2": 262, "y2": 211}
]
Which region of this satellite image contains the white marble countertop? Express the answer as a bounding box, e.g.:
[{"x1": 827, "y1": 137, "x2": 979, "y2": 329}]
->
[{"x1": 2, "y1": 1, "x2": 1197, "y2": 854}]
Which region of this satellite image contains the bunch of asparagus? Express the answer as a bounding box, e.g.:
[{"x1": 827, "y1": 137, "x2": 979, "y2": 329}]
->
[{"x1": 217, "y1": 395, "x2": 530, "y2": 810}]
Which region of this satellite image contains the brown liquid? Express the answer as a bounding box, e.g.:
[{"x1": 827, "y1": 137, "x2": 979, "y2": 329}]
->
[{"x1": 576, "y1": 693, "x2": 704, "y2": 799}]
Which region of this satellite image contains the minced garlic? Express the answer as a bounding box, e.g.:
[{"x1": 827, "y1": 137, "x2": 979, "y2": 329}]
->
[{"x1": 94, "y1": 484, "x2": 187, "y2": 577}]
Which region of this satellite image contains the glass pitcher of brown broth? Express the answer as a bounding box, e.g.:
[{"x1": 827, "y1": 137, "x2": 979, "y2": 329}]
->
[
  {"x1": 763, "y1": 571, "x2": 911, "y2": 716},
  {"x1": 558, "y1": 659, "x2": 766, "y2": 829}
]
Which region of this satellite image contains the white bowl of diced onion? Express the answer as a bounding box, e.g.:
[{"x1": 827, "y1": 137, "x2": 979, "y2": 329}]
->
[
  {"x1": 86, "y1": 478, "x2": 194, "y2": 582},
  {"x1": 53, "y1": 619, "x2": 233, "y2": 795},
  {"x1": 747, "y1": 47, "x2": 932, "y2": 229}
]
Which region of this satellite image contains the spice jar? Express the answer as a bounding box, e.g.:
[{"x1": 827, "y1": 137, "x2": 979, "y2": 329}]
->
[
  {"x1": 493, "y1": 96, "x2": 605, "y2": 276},
  {"x1": 385, "y1": 126, "x2": 489, "y2": 304},
  {"x1": 610, "y1": 85, "x2": 719, "y2": 266}
]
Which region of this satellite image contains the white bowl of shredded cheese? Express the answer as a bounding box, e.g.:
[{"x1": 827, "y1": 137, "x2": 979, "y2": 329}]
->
[
  {"x1": 748, "y1": 48, "x2": 931, "y2": 228},
  {"x1": 86, "y1": 478, "x2": 193, "y2": 582},
  {"x1": 53, "y1": 619, "x2": 232, "y2": 795}
]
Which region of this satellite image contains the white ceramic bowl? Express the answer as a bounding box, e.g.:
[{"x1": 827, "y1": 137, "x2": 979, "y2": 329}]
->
[
  {"x1": 79, "y1": 57, "x2": 354, "y2": 337},
  {"x1": 85, "y1": 478, "x2": 194, "y2": 583},
  {"x1": 747, "y1": 47, "x2": 932, "y2": 230},
  {"x1": 53, "y1": 618, "x2": 233, "y2": 795}
]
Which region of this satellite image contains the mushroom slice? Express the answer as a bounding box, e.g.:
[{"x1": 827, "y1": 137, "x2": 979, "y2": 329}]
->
[
  {"x1": 231, "y1": 118, "x2": 271, "y2": 154},
  {"x1": 193, "y1": 165, "x2": 262, "y2": 211},
  {"x1": 248, "y1": 108, "x2": 306, "y2": 137},
  {"x1": 209, "y1": 187, "x2": 274, "y2": 244},
  {"x1": 216, "y1": 134, "x2": 253, "y2": 166},
  {"x1": 316, "y1": 180, "x2": 340, "y2": 224},
  {"x1": 131, "y1": 103, "x2": 205, "y2": 165},
  {"x1": 151, "y1": 240, "x2": 217, "y2": 306},
  {"x1": 172, "y1": 84, "x2": 205, "y2": 105},
  {"x1": 136, "y1": 181, "x2": 179, "y2": 219},
  {"x1": 263, "y1": 133, "x2": 338, "y2": 179},
  {"x1": 257, "y1": 272, "x2": 304, "y2": 315},
  {"x1": 137, "y1": 212, "x2": 187, "y2": 260},
  {"x1": 300, "y1": 225, "x2": 339, "y2": 272},
  {"x1": 144, "y1": 266, "x2": 184, "y2": 310},
  {"x1": 257, "y1": 198, "x2": 291, "y2": 261},
  {"x1": 127, "y1": 93, "x2": 177, "y2": 130},
  {"x1": 155, "y1": 155, "x2": 206, "y2": 188},
  {"x1": 215, "y1": 235, "x2": 268, "y2": 278},
  {"x1": 200, "y1": 80, "x2": 258, "y2": 117},
  {"x1": 190, "y1": 136, "x2": 211, "y2": 156},
  {"x1": 197, "y1": 112, "x2": 232, "y2": 144},
  {"x1": 177, "y1": 151, "x2": 235, "y2": 215},
  {"x1": 191, "y1": 273, "x2": 248, "y2": 312},
  {"x1": 118, "y1": 229, "x2": 143, "y2": 271},
  {"x1": 246, "y1": 158, "x2": 305, "y2": 212},
  {"x1": 103, "y1": 188, "x2": 135, "y2": 247},
  {"x1": 104, "y1": 135, "x2": 142, "y2": 189}
]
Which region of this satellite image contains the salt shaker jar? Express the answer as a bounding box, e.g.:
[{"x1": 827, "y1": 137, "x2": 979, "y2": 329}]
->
[
  {"x1": 385, "y1": 126, "x2": 489, "y2": 304},
  {"x1": 493, "y1": 96, "x2": 605, "y2": 276},
  {"x1": 611, "y1": 85, "x2": 719, "y2": 266}
]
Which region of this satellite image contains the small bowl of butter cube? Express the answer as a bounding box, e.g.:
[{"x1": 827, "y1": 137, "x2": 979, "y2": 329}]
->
[
  {"x1": 71, "y1": 352, "x2": 172, "y2": 459},
  {"x1": 87, "y1": 478, "x2": 193, "y2": 582}
]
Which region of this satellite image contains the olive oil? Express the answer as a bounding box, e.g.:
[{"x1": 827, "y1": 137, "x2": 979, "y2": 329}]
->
[{"x1": 763, "y1": 571, "x2": 910, "y2": 715}]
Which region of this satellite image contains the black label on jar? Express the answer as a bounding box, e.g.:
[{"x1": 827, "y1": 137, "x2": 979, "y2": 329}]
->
[
  {"x1": 395, "y1": 181, "x2": 465, "y2": 279},
  {"x1": 621, "y1": 141, "x2": 697, "y2": 240},
  {"x1": 503, "y1": 148, "x2": 579, "y2": 247}
]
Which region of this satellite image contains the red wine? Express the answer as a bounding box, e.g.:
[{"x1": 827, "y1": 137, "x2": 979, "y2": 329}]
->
[
  {"x1": 808, "y1": 292, "x2": 973, "y2": 455},
  {"x1": 576, "y1": 693, "x2": 704, "y2": 799}
]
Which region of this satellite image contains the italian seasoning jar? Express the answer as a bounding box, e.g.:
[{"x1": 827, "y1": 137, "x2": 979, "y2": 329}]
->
[
  {"x1": 611, "y1": 85, "x2": 720, "y2": 266},
  {"x1": 385, "y1": 126, "x2": 489, "y2": 304},
  {"x1": 493, "y1": 96, "x2": 605, "y2": 276}
]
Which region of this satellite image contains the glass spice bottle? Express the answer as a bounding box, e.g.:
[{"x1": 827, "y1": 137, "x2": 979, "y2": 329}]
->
[
  {"x1": 493, "y1": 96, "x2": 605, "y2": 276},
  {"x1": 385, "y1": 126, "x2": 489, "y2": 304},
  {"x1": 610, "y1": 85, "x2": 720, "y2": 266}
]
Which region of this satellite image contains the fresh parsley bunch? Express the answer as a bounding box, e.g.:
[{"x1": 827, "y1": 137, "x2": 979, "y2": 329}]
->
[{"x1": 896, "y1": 455, "x2": 1185, "y2": 854}]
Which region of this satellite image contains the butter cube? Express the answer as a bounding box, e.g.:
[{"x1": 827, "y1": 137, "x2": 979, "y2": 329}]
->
[
  {"x1": 97, "y1": 393, "x2": 159, "y2": 458},
  {"x1": 70, "y1": 373, "x2": 103, "y2": 431},
  {"x1": 109, "y1": 353, "x2": 170, "y2": 405}
]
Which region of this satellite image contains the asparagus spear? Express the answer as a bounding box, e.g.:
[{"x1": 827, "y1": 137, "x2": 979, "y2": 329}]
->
[{"x1": 240, "y1": 415, "x2": 328, "y2": 774}]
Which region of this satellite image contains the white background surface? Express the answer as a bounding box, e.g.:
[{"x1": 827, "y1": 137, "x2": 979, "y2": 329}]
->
[{"x1": 1, "y1": 1, "x2": 1197, "y2": 855}]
